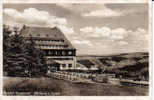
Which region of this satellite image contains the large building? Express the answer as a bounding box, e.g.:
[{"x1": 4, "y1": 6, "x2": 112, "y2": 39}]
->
[{"x1": 21, "y1": 25, "x2": 76, "y2": 71}]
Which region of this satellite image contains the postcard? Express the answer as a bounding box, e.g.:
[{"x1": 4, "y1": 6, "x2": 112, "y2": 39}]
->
[{"x1": 1, "y1": 0, "x2": 152, "y2": 100}]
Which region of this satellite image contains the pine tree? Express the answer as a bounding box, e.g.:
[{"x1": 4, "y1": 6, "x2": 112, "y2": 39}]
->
[
  {"x1": 3, "y1": 25, "x2": 12, "y2": 74},
  {"x1": 3, "y1": 25, "x2": 47, "y2": 77},
  {"x1": 6, "y1": 27, "x2": 28, "y2": 76},
  {"x1": 23, "y1": 37, "x2": 47, "y2": 77}
]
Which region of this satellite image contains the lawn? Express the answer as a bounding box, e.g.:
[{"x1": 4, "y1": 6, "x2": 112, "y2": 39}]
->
[{"x1": 3, "y1": 77, "x2": 149, "y2": 96}]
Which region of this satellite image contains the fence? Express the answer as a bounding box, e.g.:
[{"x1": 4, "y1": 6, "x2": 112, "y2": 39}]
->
[{"x1": 47, "y1": 71, "x2": 95, "y2": 82}]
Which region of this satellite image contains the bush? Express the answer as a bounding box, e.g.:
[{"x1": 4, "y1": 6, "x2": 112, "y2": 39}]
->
[
  {"x1": 102, "y1": 76, "x2": 108, "y2": 83},
  {"x1": 92, "y1": 75, "x2": 108, "y2": 83}
]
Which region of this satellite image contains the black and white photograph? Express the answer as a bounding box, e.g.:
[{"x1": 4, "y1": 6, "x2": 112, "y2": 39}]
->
[{"x1": 3, "y1": 3, "x2": 150, "y2": 96}]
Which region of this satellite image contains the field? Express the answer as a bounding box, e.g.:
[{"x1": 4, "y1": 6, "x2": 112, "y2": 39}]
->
[
  {"x1": 3, "y1": 77, "x2": 148, "y2": 96},
  {"x1": 77, "y1": 52, "x2": 149, "y2": 80}
]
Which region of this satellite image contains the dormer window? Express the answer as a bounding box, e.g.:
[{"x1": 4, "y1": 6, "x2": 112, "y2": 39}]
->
[{"x1": 64, "y1": 45, "x2": 68, "y2": 48}]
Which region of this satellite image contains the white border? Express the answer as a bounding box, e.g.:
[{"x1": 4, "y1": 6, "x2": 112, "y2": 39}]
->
[
  {"x1": 3, "y1": 0, "x2": 149, "y2": 3},
  {"x1": 0, "y1": 0, "x2": 2, "y2": 98}
]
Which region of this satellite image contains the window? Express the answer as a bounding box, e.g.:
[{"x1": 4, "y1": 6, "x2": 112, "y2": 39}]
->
[
  {"x1": 48, "y1": 51, "x2": 51, "y2": 55},
  {"x1": 61, "y1": 40, "x2": 64, "y2": 42},
  {"x1": 50, "y1": 51, "x2": 53, "y2": 55},
  {"x1": 37, "y1": 34, "x2": 40, "y2": 36},
  {"x1": 68, "y1": 51, "x2": 72, "y2": 55},
  {"x1": 62, "y1": 51, "x2": 66, "y2": 56},
  {"x1": 68, "y1": 64, "x2": 72, "y2": 68},
  {"x1": 62, "y1": 64, "x2": 66, "y2": 67},
  {"x1": 55, "y1": 51, "x2": 57, "y2": 55}
]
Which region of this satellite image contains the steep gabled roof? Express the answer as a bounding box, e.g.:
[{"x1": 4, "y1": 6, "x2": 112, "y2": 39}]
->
[{"x1": 20, "y1": 25, "x2": 75, "y2": 49}]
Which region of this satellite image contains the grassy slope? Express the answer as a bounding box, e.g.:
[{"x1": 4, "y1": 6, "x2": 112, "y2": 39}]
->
[
  {"x1": 3, "y1": 77, "x2": 148, "y2": 96},
  {"x1": 77, "y1": 52, "x2": 149, "y2": 80}
]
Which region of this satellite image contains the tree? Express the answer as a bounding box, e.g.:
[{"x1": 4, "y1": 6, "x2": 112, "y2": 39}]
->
[
  {"x1": 3, "y1": 25, "x2": 12, "y2": 74},
  {"x1": 3, "y1": 25, "x2": 47, "y2": 77},
  {"x1": 4, "y1": 26, "x2": 29, "y2": 76},
  {"x1": 23, "y1": 37, "x2": 47, "y2": 76}
]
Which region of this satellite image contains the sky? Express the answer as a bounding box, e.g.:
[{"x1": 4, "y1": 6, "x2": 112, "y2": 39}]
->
[{"x1": 3, "y1": 3, "x2": 149, "y2": 55}]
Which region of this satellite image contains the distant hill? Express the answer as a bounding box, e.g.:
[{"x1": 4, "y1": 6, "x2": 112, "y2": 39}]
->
[{"x1": 77, "y1": 52, "x2": 149, "y2": 81}]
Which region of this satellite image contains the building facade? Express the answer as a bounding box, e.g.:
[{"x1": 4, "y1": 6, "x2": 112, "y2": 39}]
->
[{"x1": 21, "y1": 25, "x2": 76, "y2": 71}]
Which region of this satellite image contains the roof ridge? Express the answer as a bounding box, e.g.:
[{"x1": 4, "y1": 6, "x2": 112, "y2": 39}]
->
[{"x1": 23, "y1": 24, "x2": 57, "y2": 29}]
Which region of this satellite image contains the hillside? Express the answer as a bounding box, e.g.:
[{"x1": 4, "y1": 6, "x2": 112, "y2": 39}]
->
[{"x1": 77, "y1": 52, "x2": 149, "y2": 81}]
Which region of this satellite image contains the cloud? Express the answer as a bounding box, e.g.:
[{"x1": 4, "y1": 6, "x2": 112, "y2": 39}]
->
[
  {"x1": 81, "y1": 3, "x2": 148, "y2": 18},
  {"x1": 58, "y1": 25, "x2": 74, "y2": 34},
  {"x1": 79, "y1": 26, "x2": 148, "y2": 52},
  {"x1": 80, "y1": 27, "x2": 93, "y2": 33},
  {"x1": 110, "y1": 28, "x2": 128, "y2": 40},
  {"x1": 135, "y1": 28, "x2": 147, "y2": 35},
  {"x1": 72, "y1": 40, "x2": 93, "y2": 46},
  {"x1": 80, "y1": 26, "x2": 111, "y2": 37},
  {"x1": 80, "y1": 26, "x2": 128, "y2": 40},
  {"x1": 4, "y1": 8, "x2": 66, "y2": 26},
  {"x1": 3, "y1": 8, "x2": 74, "y2": 35},
  {"x1": 82, "y1": 7, "x2": 121, "y2": 18},
  {"x1": 118, "y1": 41, "x2": 128, "y2": 45},
  {"x1": 130, "y1": 28, "x2": 149, "y2": 43}
]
